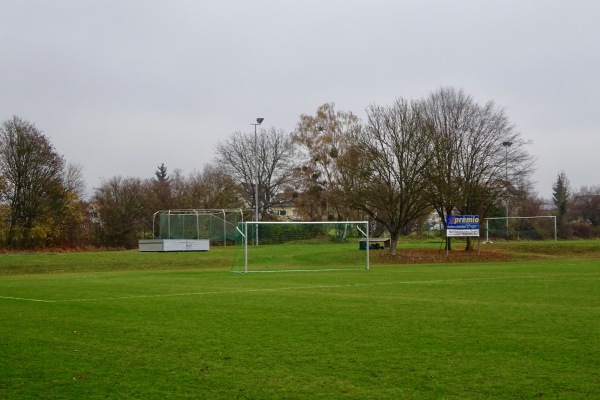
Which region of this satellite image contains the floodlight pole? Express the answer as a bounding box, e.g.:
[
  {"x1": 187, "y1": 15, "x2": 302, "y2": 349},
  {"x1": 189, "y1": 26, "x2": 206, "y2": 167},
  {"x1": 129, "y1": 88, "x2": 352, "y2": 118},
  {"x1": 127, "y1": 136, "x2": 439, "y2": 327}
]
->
[
  {"x1": 252, "y1": 118, "x2": 264, "y2": 246},
  {"x1": 503, "y1": 141, "x2": 512, "y2": 240}
]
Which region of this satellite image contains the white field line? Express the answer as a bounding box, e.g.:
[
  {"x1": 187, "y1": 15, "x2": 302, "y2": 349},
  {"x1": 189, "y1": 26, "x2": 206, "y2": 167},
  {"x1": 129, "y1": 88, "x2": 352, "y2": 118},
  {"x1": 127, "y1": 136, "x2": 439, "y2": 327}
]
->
[
  {"x1": 0, "y1": 296, "x2": 56, "y2": 303},
  {"x1": 1, "y1": 273, "x2": 598, "y2": 303}
]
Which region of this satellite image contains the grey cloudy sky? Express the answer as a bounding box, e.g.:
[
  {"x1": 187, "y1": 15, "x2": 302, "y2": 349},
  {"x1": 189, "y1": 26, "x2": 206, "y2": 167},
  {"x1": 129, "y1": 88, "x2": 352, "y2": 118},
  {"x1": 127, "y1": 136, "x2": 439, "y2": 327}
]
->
[{"x1": 1, "y1": 0, "x2": 598, "y2": 200}]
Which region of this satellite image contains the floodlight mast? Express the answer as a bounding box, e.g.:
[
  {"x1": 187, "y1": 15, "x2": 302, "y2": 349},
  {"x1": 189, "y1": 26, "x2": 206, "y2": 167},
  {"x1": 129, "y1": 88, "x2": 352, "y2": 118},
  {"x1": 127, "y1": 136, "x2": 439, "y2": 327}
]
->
[{"x1": 252, "y1": 118, "x2": 264, "y2": 246}]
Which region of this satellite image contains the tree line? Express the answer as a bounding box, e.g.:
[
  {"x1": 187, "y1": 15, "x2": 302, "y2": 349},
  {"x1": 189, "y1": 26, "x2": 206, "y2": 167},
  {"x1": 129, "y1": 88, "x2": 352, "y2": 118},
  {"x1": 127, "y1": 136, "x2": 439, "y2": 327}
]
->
[{"x1": 1, "y1": 87, "x2": 596, "y2": 251}]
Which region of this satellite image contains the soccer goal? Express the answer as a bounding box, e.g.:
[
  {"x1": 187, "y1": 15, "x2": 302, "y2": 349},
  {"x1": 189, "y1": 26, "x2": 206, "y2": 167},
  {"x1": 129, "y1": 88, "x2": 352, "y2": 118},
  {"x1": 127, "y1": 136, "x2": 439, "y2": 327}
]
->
[
  {"x1": 484, "y1": 216, "x2": 557, "y2": 242},
  {"x1": 232, "y1": 221, "x2": 370, "y2": 273}
]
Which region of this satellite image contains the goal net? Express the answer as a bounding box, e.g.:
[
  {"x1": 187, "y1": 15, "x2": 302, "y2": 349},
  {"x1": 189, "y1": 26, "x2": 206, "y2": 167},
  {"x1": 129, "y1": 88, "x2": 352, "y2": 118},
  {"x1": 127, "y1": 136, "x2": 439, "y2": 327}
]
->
[
  {"x1": 232, "y1": 221, "x2": 370, "y2": 273},
  {"x1": 153, "y1": 209, "x2": 244, "y2": 245},
  {"x1": 484, "y1": 216, "x2": 557, "y2": 242}
]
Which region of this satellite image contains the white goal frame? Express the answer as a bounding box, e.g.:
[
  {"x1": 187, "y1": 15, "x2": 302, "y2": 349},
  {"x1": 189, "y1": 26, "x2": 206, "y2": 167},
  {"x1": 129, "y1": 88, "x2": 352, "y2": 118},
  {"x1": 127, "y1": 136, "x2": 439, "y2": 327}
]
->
[
  {"x1": 235, "y1": 221, "x2": 370, "y2": 273},
  {"x1": 483, "y1": 216, "x2": 557, "y2": 243}
]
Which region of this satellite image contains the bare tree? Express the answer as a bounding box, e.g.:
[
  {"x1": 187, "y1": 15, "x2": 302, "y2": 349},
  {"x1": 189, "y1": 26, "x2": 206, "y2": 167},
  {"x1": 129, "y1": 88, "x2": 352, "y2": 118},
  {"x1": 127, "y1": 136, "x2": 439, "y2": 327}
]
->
[
  {"x1": 570, "y1": 185, "x2": 600, "y2": 235},
  {"x1": 63, "y1": 163, "x2": 86, "y2": 200},
  {"x1": 147, "y1": 163, "x2": 174, "y2": 211},
  {"x1": 178, "y1": 164, "x2": 244, "y2": 209},
  {"x1": 47, "y1": 163, "x2": 87, "y2": 247},
  {"x1": 0, "y1": 116, "x2": 66, "y2": 247},
  {"x1": 507, "y1": 176, "x2": 550, "y2": 239},
  {"x1": 419, "y1": 87, "x2": 535, "y2": 250},
  {"x1": 146, "y1": 180, "x2": 175, "y2": 213},
  {"x1": 337, "y1": 98, "x2": 433, "y2": 255},
  {"x1": 92, "y1": 176, "x2": 147, "y2": 248},
  {"x1": 215, "y1": 127, "x2": 298, "y2": 219},
  {"x1": 168, "y1": 168, "x2": 188, "y2": 208}
]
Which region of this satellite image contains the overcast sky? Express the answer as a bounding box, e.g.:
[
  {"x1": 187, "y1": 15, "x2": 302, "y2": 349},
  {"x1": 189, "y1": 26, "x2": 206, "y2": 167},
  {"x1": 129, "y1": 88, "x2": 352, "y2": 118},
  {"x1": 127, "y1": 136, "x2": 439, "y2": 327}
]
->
[{"x1": 1, "y1": 0, "x2": 598, "y2": 200}]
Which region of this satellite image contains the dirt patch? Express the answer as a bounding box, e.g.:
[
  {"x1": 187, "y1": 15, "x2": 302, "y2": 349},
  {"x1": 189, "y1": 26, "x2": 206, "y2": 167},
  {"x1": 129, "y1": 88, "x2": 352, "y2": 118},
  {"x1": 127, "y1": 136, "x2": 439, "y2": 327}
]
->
[{"x1": 370, "y1": 247, "x2": 510, "y2": 264}]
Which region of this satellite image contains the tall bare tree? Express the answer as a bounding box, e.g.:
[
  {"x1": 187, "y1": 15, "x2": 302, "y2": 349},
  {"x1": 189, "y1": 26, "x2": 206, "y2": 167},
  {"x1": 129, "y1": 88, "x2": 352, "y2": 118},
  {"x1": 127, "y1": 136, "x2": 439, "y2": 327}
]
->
[
  {"x1": 419, "y1": 87, "x2": 535, "y2": 250},
  {"x1": 0, "y1": 116, "x2": 66, "y2": 247},
  {"x1": 337, "y1": 98, "x2": 433, "y2": 255},
  {"x1": 215, "y1": 127, "x2": 297, "y2": 219}
]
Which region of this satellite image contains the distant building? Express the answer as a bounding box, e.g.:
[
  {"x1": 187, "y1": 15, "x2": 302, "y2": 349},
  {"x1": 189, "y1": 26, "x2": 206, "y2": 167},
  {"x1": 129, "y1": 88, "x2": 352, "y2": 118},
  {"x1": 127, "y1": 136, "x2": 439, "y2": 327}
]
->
[{"x1": 540, "y1": 201, "x2": 556, "y2": 213}]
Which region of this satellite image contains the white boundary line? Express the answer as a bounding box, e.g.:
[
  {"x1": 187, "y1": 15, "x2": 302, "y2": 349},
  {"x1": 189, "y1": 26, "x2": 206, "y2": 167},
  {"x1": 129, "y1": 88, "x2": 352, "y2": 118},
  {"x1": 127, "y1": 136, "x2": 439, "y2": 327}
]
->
[
  {"x1": 0, "y1": 296, "x2": 56, "y2": 303},
  {"x1": 1, "y1": 273, "x2": 598, "y2": 303}
]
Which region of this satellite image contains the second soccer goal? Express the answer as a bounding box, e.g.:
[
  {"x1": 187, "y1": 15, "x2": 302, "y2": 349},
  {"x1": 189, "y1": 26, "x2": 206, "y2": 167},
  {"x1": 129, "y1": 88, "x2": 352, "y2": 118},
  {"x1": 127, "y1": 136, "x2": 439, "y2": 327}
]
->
[{"x1": 232, "y1": 221, "x2": 370, "y2": 273}]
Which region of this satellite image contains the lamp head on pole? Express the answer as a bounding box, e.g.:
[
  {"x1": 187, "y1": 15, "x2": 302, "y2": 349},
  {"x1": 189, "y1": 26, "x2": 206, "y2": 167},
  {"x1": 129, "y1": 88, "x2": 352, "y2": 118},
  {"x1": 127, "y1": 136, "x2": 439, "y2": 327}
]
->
[
  {"x1": 502, "y1": 141, "x2": 512, "y2": 147},
  {"x1": 256, "y1": 118, "x2": 264, "y2": 125}
]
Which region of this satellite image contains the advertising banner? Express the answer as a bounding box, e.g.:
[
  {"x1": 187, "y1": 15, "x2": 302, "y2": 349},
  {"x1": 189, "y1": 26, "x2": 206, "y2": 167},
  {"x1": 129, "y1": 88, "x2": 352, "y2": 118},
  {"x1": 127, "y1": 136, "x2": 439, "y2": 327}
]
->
[{"x1": 446, "y1": 215, "x2": 480, "y2": 237}]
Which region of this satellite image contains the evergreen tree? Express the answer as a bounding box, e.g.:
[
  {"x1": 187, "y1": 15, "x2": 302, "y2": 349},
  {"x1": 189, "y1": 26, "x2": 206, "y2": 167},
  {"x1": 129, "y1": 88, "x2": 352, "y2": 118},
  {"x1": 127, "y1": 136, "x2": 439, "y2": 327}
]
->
[
  {"x1": 150, "y1": 163, "x2": 173, "y2": 211},
  {"x1": 552, "y1": 171, "x2": 571, "y2": 238},
  {"x1": 155, "y1": 163, "x2": 168, "y2": 181}
]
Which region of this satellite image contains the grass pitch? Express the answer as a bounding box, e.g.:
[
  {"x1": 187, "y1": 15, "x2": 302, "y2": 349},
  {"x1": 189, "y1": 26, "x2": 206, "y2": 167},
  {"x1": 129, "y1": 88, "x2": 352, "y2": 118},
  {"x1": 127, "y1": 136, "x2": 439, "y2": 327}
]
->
[{"x1": 0, "y1": 245, "x2": 599, "y2": 399}]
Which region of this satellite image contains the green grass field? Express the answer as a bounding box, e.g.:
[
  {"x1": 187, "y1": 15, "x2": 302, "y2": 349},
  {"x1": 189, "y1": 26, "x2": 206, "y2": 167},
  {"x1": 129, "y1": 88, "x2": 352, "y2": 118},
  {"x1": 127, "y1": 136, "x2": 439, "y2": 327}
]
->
[{"x1": 1, "y1": 243, "x2": 599, "y2": 399}]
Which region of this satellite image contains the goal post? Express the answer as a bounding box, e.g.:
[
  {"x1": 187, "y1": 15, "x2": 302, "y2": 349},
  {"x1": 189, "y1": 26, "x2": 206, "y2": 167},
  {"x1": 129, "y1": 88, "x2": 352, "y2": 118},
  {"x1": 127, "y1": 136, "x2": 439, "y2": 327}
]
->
[
  {"x1": 484, "y1": 216, "x2": 557, "y2": 242},
  {"x1": 232, "y1": 221, "x2": 370, "y2": 273}
]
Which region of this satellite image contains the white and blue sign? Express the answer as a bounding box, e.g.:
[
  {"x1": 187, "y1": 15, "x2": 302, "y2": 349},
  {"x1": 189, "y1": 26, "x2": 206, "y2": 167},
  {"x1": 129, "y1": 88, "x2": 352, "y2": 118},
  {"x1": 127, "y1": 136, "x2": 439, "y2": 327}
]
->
[{"x1": 446, "y1": 215, "x2": 480, "y2": 237}]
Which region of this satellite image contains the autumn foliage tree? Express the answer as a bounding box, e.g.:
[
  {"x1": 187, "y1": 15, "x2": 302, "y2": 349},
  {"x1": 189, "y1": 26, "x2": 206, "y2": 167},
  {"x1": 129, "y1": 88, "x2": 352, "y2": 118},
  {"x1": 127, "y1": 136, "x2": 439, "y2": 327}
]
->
[
  {"x1": 0, "y1": 116, "x2": 68, "y2": 248},
  {"x1": 291, "y1": 103, "x2": 360, "y2": 221}
]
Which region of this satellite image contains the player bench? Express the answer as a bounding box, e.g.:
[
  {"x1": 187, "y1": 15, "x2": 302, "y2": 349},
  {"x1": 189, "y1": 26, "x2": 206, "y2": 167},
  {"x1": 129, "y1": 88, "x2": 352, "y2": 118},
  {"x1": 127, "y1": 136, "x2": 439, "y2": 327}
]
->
[{"x1": 359, "y1": 238, "x2": 391, "y2": 250}]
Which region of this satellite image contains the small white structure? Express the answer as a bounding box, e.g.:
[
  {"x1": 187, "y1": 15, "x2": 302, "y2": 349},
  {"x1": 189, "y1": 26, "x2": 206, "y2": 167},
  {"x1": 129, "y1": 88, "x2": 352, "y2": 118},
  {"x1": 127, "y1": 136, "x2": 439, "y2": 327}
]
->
[{"x1": 138, "y1": 239, "x2": 210, "y2": 252}]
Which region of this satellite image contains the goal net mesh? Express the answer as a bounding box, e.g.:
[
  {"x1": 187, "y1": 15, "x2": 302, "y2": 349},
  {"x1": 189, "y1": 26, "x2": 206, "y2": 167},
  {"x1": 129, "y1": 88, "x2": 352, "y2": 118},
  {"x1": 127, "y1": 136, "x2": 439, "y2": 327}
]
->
[
  {"x1": 484, "y1": 216, "x2": 557, "y2": 241},
  {"x1": 232, "y1": 221, "x2": 369, "y2": 272},
  {"x1": 154, "y1": 209, "x2": 244, "y2": 245}
]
